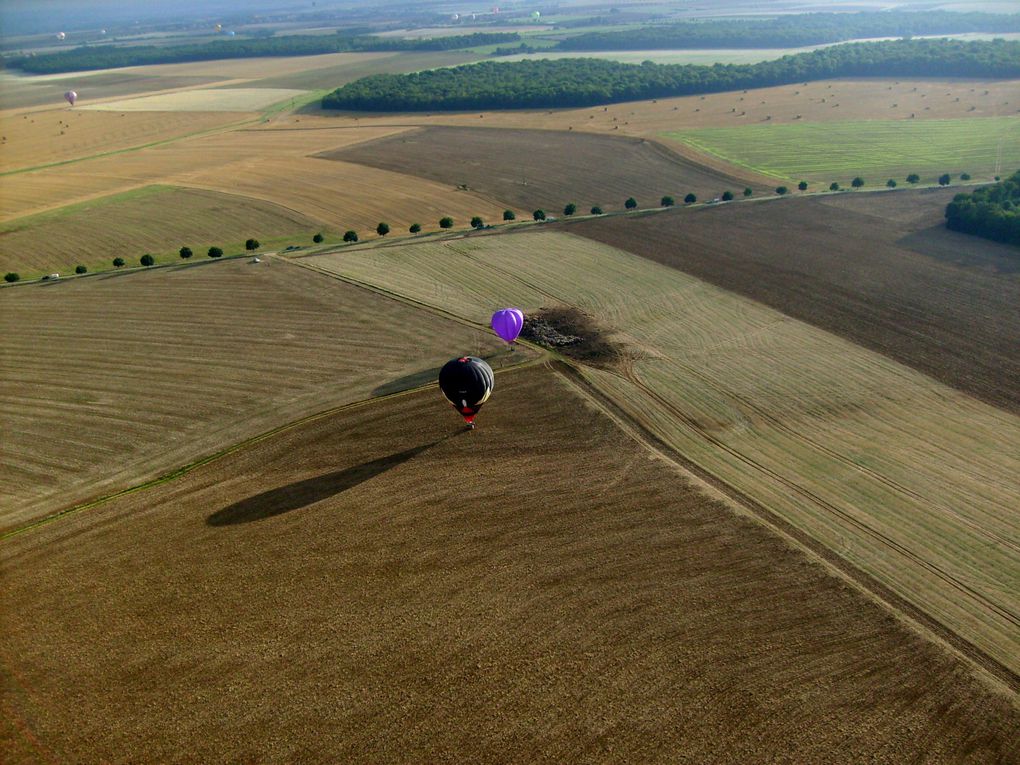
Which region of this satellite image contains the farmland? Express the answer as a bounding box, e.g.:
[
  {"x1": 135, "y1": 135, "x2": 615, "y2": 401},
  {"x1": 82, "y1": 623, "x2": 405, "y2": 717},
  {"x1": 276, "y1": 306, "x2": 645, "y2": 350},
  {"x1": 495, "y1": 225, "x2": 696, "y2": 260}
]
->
[
  {"x1": 668, "y1": 116, "x2": 1020, "y2": 182},
  {"x1": 3, "y1": 365, "x2": 1018, "y2": 762},
  {"x1": 80, "y1": 87, "x2": 308, "y2": 113},
  {"x1": 306, "y1": 228, "x2": 1020, "y2": 678},
  {"x1": 0, "y1": 258, "x2": 511, "y2": 530},
  {"x1": 573, "y1": 187, "x2": 1020, "y2": 413},
  {"x1": 0, "y1": 186, "x2": 323, "y2": 276},
  {"x1": 3, "y1": 25, "x2": 1020, "y2": 762},
  {"x1": 0, "y1": 109, "x2": 250, "y2": 174},
  {"x1": 0, "y1": 124, "x2": 508, "y2": 241},
  {"x1": 0, "y1": 71, "x2": 228, "y2": 111},
  {"x1": 329, "y1": 126, "x2": 764, "y2": 211}
]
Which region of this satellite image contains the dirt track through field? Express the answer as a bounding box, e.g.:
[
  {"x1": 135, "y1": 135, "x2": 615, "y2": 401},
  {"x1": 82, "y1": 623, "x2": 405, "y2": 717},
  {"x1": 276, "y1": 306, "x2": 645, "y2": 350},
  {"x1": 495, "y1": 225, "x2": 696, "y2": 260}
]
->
[
  {"x1": 325, "y1": 126, "x2": 765, "y2": 211},
  {"x1": 571, "y1": 187, "x2": 1020, "y2": 414},
  {"x1": 2, "y1": 366, "x2": 1018, "y2": 763}
]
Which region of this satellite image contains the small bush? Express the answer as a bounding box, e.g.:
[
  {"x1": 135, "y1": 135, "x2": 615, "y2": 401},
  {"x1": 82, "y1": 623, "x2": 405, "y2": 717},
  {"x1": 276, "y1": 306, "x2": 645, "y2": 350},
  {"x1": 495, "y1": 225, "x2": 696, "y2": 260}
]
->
[
  {"x1": 141, "y1": 254, "x2": 156, "y2": 266},
  {"x1": 409, "y1": 223, "x2": 421, "y2": 234},
  {"x1": 343, "y1": 230, "x2": 359, "y2": 242},
  {"x1": 775, "y1": 186, "x2": 789, "y2": 195},
  {"x1": 113, "y1": 257, "x2": 125, "y2": 268},
  {"x1": 797, "y1": 181, "x2": 808, "y2": 191},
  {"x1": 533, "y1": 209, "x2": 546, "y2": 221},
  {"x1": 590, "y1": 206, "x2": 603, "y2": 215},
  {"x1": 938, "y1": 173, "x2": 951, "y2": 186},
  {"x1": 563, "y1": 203, "x2": 577, "y2": 216},
  {"x1": 721, "y1": 190, "x2": 734, "y2": 201},
  {"x1": 376, "y1": 222, "x2": 390, "y2": 236},
  {"x1": 886, "y1": 179, "x2": 897, "y2": 188},
  {"x1": 75, "y1": 264, "x2": 87, "y2": 274},
  {"x1": 471, "y1": 216, "x2": 485, "y2": 229},
  {"x1": 179, "y1": 246, "x2": 193, "y2": 259},
  {"x1": 851, "y1": 177, "x2": 864, "y2": 188},
  {"x1": 439, "y1": 217, "x2": 453, "y2": 229},
  {"x1": 312, "y1": 233, "x2": 324, "y2": 243},
  {"x1": 502, "y1": 209, "x2": 516, "y2": 221},
  {"x1": 624, "y1": 197, "x2": 637, "y2": 210},
  {"x1": 4, "y1": 272, "x2": 20, "y2": 283},
  {"x1": 207, "y1": 247, "x2": 223, "y2": 258},
  {"x1": 684, "y1": 193, "x2": 696, "y2": 204},
  {"x1": 829, "y1": 182, "x2": 840, "y2": 191},
  {"x1": 743, "y1": 187, "x2": 752, "y2": 197},
  {"x1": 245, "y1": 238, "x2": 260, "y2": 251},
  {"x1": 960, "y1": 172, "x2": 971, "y2": 181},
  {"x1": 906, "y1": 173, "x2": 920, "y2": 184},
  {"x1": 660, "y1": 195, "x2": 675, "y2": 207}
]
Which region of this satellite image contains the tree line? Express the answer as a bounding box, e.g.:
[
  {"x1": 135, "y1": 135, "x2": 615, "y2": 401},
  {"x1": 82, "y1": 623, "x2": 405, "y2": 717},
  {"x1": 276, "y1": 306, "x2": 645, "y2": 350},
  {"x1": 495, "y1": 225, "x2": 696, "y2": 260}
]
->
[
  {"x1": 5, "y1": 32, "x2": 520, "y2": 75},
  {"x1": 322, "y1": 38, "x2": 1020, "y2": 112},
  {"x1": 945, "y1": 171, "x2": 1020, "y2": 247},
  {"x1": 552, "y1": 11, "x2": 1020, "y2": 52}
]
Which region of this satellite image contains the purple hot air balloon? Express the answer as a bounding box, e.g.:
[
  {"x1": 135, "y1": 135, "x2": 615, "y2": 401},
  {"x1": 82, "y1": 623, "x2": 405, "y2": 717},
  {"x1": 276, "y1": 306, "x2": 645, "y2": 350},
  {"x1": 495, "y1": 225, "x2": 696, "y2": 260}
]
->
[
  {"x1": 491, "y1": 307, "x2": 524, "y2": 345},
  {"x1": 64, "y1": 90, "x2": 77, "y2": 106}
]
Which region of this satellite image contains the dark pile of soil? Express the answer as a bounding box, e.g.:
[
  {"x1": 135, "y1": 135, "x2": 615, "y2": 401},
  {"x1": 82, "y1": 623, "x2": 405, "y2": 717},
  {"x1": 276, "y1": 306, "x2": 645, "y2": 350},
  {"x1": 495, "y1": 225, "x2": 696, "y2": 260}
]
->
[{"x1": 522, "y1": 307, "x2": 623, "y2": 367}]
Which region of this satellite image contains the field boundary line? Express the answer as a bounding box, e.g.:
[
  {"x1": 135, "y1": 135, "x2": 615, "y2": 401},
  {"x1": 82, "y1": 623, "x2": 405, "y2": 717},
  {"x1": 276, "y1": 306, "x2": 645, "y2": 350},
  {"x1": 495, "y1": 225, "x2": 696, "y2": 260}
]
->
[{"x1": 548, "y1": 359, "x2": 1020, "y2": 695}]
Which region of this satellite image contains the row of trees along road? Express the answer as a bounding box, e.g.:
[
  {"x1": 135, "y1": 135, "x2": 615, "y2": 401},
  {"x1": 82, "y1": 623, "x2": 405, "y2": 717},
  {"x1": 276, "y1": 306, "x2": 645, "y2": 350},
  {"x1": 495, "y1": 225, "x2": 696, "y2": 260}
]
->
[{"x1": 4, "y1": 173, "x2": 989, "y2": 283}]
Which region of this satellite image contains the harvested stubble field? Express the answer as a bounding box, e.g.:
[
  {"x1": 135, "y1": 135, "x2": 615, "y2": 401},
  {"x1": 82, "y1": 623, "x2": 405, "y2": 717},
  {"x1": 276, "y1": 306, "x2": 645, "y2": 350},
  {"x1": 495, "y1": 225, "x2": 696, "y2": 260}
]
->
[
  {"x1": 0, "y1": 185, "x2": 322, "y2": 276},
  {"x1": 669, "y1": 116, "x2": 1020, "y2": 183},
  {"x1": 3, "y1": 365, "x2": 1018, "y2": 763},
  {"x1": 0, "y1": 258, "x2": 511, "y2": 531},
  {"x1": 0, "y1": 122, "x2": 508, "y2": 235},
  {"x1": 573, "y1": 187, "x2": 1020, "y2": 414},
  {"x1": 0, "y1": 71, "x2": 229, "y2": 111},
  {"x1": 307, "y1": 229, "x2": 1020, "y2": 679},
  {"x1": 79, "y1": 87, "x2": 309, "y2": 113},
  {"x1": 328, "y1": 126, "x2": 763, "y2": 211},
  {"x1": 291, "y1": 77, "x2": 1020, "y2": 137},
  {"x1": 0, "y1": 108, "x2": 249, "y2": 173}
]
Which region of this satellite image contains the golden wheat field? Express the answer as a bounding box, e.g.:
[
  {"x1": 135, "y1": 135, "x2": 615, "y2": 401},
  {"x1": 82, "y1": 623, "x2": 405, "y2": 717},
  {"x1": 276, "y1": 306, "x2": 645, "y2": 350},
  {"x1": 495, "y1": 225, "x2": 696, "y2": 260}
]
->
[{"x1": 303, "y1": 228, "x2": 1020, "y2": 679}]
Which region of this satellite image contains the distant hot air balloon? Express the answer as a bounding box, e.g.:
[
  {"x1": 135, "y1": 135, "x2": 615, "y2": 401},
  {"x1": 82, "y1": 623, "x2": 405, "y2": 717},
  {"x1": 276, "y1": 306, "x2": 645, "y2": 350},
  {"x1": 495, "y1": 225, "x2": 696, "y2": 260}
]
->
[
  {"x1": 56, "y1": 31, "x2": 66, "y2": 41},
  {"x1": 491, "y1": 308, "x2": 524, "y2": 346},
  {"x1": 64, "y1": 90, "x2": 77, "y2": 106},
  {"x1": 439, "y1": 356, "x2": 494, "y2": 429},
  {"x1": 215, "y1": 24, "x2": 222, "y2": 32}
]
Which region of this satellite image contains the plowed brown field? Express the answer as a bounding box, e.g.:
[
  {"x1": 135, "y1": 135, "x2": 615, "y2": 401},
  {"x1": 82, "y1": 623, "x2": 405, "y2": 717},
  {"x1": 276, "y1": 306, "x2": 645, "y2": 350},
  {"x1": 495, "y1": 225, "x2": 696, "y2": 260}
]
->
[
  {"x1": 0, "y1": 258, "x2": 510, "y2": 530},
  {"x1": 571, "y1": 187, "x2": 1020, "y2": 414},
  {"x1": 326, "y1": 126, "x2": 765, "y2": 211},
  {"x1": 2, "y1": 366, "x2": 1017, "y2": 763}
]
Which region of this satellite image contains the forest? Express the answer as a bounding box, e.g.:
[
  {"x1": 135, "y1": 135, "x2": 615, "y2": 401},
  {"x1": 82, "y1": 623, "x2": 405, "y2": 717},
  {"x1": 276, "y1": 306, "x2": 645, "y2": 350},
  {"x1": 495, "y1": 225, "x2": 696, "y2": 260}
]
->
[
  {"x1": 322, "y1": 38, "x2": 1020, "y2": 112},
  {"x1": 5, "y1": 32, "x2": 520, "y2": 74},
  {"x1": 945, "y1": 171, "x2": 1020, "y2": 247},
  {"x1": 554, "y1": 11, "x2": 1020, "y2": 51}
]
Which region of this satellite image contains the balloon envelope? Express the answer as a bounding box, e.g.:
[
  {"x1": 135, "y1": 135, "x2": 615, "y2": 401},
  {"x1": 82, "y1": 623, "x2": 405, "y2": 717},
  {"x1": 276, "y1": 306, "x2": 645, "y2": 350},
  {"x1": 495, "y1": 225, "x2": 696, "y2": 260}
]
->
[
  {"x1": 491, "y1": 308, "x2": 524, "y2": 343},
  {"x1": 438, "y1": 356, "x2": 494, "y2": 424},
  {"x1": 64, "y1": 90, "x2": 77, "y2": 105}
]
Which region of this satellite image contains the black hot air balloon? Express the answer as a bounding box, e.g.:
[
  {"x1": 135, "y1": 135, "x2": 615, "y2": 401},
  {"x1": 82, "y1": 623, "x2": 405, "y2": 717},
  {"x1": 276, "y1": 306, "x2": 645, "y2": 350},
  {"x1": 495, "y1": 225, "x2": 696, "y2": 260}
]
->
[{"x1": 439, "y1": 356, "x2": 494, "y2": 429}]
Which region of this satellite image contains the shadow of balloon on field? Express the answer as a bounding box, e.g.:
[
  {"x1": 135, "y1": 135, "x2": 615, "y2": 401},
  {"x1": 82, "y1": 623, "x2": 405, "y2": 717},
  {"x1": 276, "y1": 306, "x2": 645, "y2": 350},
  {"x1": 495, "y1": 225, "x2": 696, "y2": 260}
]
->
[
  {"x1": 207, "y1": 439, "x2": 448, "y2": 526},
  {"x1": 372, "y1": 367, "x2": 443, "y2": 397}
]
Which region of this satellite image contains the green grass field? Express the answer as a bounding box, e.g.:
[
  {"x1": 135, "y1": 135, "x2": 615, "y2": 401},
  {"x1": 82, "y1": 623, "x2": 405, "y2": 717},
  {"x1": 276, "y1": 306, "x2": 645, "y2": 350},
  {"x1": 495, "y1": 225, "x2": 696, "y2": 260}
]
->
[{"x1": 667, "y1": 116, "x2": 1020, "y2": 184}]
